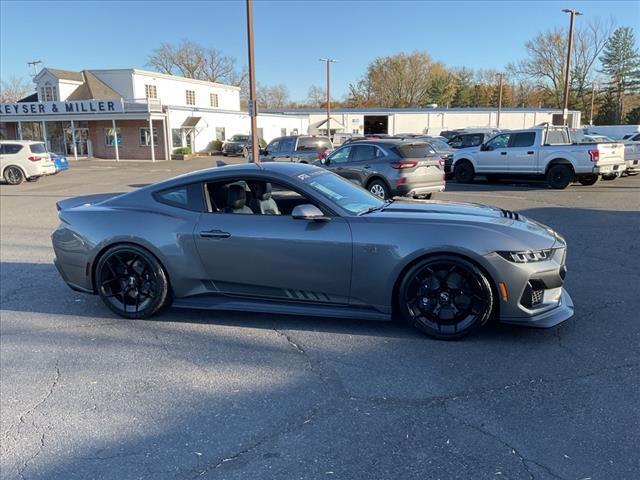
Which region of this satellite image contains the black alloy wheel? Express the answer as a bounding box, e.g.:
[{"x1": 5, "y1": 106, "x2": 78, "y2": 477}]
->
[
  {"x1": 546, "y1": 165, "x2": 573, "y2": 189},
  {"x1": 399, "y1": 255, "x2": 493, "y2": 340},
  {"x1": 4, "y1": 166, "x2": 25, "y2": 185},
  {"x1": 96, "y1": 245, "x2": 170, "y2": 319},
  {"x1": 577, "y1": 174, "x2": 599, "y2": 186},
  {"x1": 454, "y1": 161, "x2": 475, "y2": 183}
]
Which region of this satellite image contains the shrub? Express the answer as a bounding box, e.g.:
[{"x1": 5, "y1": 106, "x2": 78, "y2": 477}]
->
[
  {"x1": 173, "y1": 147, "x2": 191, "y2": 155},
  {"x1": 259, "y1": 137, "x2": 267, "y2": 148},
  {"x1": 210, "y1": 140, "x2": 223, "y2": 152}
]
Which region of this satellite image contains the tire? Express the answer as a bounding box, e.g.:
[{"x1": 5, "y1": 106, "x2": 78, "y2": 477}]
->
[
  {"x1": 95, "y1": 244, "x2": 171, "y2": 319},
  {"x1": 577, "y1": 174, "x2": 599, "y2": 186},
  {"x1": 26, "y1": 176, "x2": 40, "y2": 183},
  {"x1": 628, "y1": 172, "x2": 639, "y2": 176},
  {"x1": 398, "y1": 255, "x2": 494, "y2": 340},
  {"x1": 602, "y1": 173, "x2": 618, "y2": 181},
  {"x1": 454, "y1": 161, "x2": 475, "y2": 183},
  {"x1": 242, "y1": 147, "x2": 248, "y2": 158},
  {"x1": 546, "y1": 164, "x2": 573, "y2": 189},
  {"x1": 368, "y1": 179, "x2": 390, "y2": 199},
  {"x1": 3, "y1": 166, "x2": 25, "y2": 185},
  {"x1": 423, "y1": 193, "x2": 432, "y2": 200}
]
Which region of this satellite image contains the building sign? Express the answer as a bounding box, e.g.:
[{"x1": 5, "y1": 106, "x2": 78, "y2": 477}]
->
[{"x1": 0, "y1": 100, "x2": 123, "y2": 116}]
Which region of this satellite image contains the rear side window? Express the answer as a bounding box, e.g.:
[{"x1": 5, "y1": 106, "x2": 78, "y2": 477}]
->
[
  {"x1": 154, "y1": 183, "x2": 203, "y2": 211},
  {"x1": 2, "y1": 144, "x2": 23, "y2": 154},
  {"x1": 350, "y1": 145, "x2": 378, "y2": 162},
  {"x1": 510, "y1": 132, "x2": 536, "y2": 148},
  {"x1": 395, "y1": 143, "x2": 432, "y2": 158},
  {"x1": 279, "y1": 137, "x2": 295, "y2": 153},
  {"x1": 296, "y1": 137, "x2": 331, "y2": 151},
  {"x1": 546, "y1": 130, "x2": 570, "y2": 145},
  {"x1": 464, "y1": 134, "x2": 485, "y2": 147},
  {"x1": 29, "y1": 143, "x2": 47, "y2": 154}
]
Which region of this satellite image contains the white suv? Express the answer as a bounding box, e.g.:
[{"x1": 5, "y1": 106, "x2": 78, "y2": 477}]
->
[{"x1": 1, "y1": 140, "x2": 56, "y2": 185}]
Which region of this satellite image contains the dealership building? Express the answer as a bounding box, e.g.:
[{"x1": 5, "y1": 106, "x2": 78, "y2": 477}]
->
[
  {"x1": 0, "y1": 66, "x2": 581, "y2": 161},
  {"x1": 0, "y1": 67, "x2": 308, "y2": 160}
]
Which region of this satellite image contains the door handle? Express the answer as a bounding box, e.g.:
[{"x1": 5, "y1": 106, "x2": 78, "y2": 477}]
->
[
  {"x1": 500, "y1": 151, "x2": 507, "y2": 155},
  {"x1": 527, "y1": 151, "x2": 534, "y2": 155},
  {"x1": 200, "y1": 229, "x2": 231, "y2": 239},
  {"x1": 363, "y1": 164, "x2": 371, "y2": 169}
]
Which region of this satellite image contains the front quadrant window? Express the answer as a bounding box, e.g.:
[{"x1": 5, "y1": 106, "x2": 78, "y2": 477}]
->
[
  {"x1": 105, "y1": 128, "x2": 122, "y2": 146},
  {"x1": 186, "y1": 90, "x2": 196, "y2": 105},
  {"x1": 140, "y1": 127, "x2": 159, "y2": 146},
  {"x1": 145, "y1": 84, "x2": 157, "y2": 99},
  {"x1": 210, "y1": 93, "x2": 219, "y2": 107},
  {"x1": 172, "y1": 128, "x2": 183, "y2": 148}
]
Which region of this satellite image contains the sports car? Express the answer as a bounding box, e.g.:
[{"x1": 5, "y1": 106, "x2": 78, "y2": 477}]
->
[{"x1": 52, "y1": 162, "x2": 574, "y2": 339}]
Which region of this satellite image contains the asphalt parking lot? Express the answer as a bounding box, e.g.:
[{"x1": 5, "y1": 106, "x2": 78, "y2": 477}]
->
[{"x1": 1, "y1": 159, "x2": 639, "y2": 480}]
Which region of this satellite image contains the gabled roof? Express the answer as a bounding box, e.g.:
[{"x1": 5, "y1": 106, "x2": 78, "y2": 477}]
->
[
  {"x1": 66, "y1": 71, "x2": 121, "y2": 100},
  {"x1": 45, "y1": 68, "x2": 84, "y2": 82},
  {"x1": 18, "y1": 92, "x2": 38, "y2": 103}
]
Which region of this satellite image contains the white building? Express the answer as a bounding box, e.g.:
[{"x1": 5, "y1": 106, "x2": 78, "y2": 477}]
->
[
  {"x1": 0, "y1": 67, "x2": 307, "y2": 160},
  {"x1": 265, "y1": 107, "x2": 582, "y2": 136}
]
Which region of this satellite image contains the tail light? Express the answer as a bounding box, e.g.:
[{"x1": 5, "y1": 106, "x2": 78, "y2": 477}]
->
[
  {"x1": 588, "y1": 149, "x2": 599, "y2": 162},
  {"x1": 438, "y1": 159, "x2": 445, "y2": 167},
  {"x1": 318, "y1": 151, "x2": 327, "y2": 160},
  {"x1": 28, "y1": 156, "x2": 41, "y2": 162},
  {"x1": 390, "y1": 161, "x2": 417, "y2": 169}
]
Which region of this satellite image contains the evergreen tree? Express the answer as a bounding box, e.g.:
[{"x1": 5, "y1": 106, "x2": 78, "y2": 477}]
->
[
  {"x1": 451, "y1": 68, "x2": 473, "y2": 107},
  {"x1": 599, "y1": 27, "x2": 640, "y2": 123},
  {"x1": 626, "y1": 105, "x2": 640, "y2": 124},
  {"x1": 594, "y1": 87, "x2": 618, "y2": 125}
]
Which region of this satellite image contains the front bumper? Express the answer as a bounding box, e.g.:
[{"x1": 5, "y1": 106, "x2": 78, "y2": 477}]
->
[{"x1": 500, "y1": 288, "x2": 574, "y2": 328}]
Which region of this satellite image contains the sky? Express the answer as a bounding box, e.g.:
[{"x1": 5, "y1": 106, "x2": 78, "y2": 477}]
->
[{"x1": 1, "y1": 0, "x2": 638, "y2": 100}]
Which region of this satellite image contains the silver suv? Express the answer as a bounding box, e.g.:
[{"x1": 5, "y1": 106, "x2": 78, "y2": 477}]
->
[{"x1": 317, "y1": 139, "x2": 445, "y2": 199}]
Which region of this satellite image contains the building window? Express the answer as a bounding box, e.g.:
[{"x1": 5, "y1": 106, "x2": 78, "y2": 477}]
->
[
  {"x1": 40, "y1": 85, "x2": 58, "y2": 102},
  {"x1": 292, "y1": 129, "x2": 299, "y2": 136},
  {"x1": 105, "y1": 128, "x2": 122, "y2": 146},
  {"x1": 281, "y1": 128, "x2": 287, "y2": 136},
  {"x1": 210, "y1": 93, "x2": 219, "y2": 107},
  {"x1": 140, "y1": 127, "x2": 159, "y2": 146},
  {"x1": 186, "y1": 90, "x2": 196, "y2": 105},
  {"x1": 352, "y1": 129, "x2": 359, "y2": 134},
  {"x1": 172, "y1": 128, "x2": 183, "y2": 148},
  {"x1": 145, "y1": 84, "x2": 157, "y2": 99},
  {"x1": 215, "y1": 127, "x2": 226, "y2": 141}
]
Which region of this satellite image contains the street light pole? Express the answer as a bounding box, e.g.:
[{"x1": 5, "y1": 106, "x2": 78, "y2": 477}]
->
[
  {"x1": 496, "y1": 73, "x2": 504, "y2": 128},
  {"x1": 246, "y1": 0, "x2": 259, "y2": 163},
  {"x1": 561, "y1": 8, "x2": 582, "y2": 126},
  {"x1": 589, "y1": 81, "x2": 597, "y2": 125},
  {"x1": 319, "y1": 58, "x2": 336, "y2": 139}
]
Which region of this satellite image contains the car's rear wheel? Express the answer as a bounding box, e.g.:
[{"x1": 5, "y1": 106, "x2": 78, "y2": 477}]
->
[
  {"x1": 577, "y1": 174, "x2": 599, "y2": 186},
  {"x1": 602, "y1": 173, "x2": 618, "y2": 181},
  {"x1": 95, "y1": 245, "x2": 170, "y2": 319},
  {"x1": 546, "y1": 164, "x2": 573, "y2": 189},
  {"x1": 4, "y1": 166, "x2": 25, "y2": 185},
  {"x1": 368, "y1": 179, "x2": 390, "y2": 199},
  {"x1": 398, "y1": 255, "x2": 493, "y2": 340},
  {"x1": 454, "y1": 161, "x2": 475, "y2": 183}
]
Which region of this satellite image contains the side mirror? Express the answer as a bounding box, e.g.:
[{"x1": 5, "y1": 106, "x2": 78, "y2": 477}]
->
[
  {"x1": 480, "y1": 144, "x2": 487, "y2": 151},
  {"x1": 322, "y1": 156, "x2": 330, "y2": 165},
  {"x1": 291, "y1": 204, "x2": 329, "y2": 221}
]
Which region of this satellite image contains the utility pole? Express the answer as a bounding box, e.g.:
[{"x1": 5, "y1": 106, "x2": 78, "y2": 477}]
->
[
  {"x1": 561, "y1": 8, "x2": 582, "y2": 126},
  {"x1": 496, "y1": 73, "x2": 504, "y2": 128},
  {"x1": 319, "y1": 58, "x2": 336, "y2": 139},
  {"x1": 27, "y1": 60, "x2": 42, "y2": 77},
  {"x1": 246, "y1": 0, "x2": 259, "y2": 163},
  {"x1": 589, "y1": 81, "x2": 597, "y2": 125}
]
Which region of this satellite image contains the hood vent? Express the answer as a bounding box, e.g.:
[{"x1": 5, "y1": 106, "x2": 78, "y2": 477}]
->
[{"x1": 500, "y1": 209, "x2": 520, "y2": 220}]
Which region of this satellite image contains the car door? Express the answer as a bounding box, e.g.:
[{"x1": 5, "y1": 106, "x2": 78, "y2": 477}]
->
[
  {"x1": 341, "y1": 144, "x2": 379, "y2": 186},
  {"x1": 272, "y1": 137, "x2": 295, "y2": 162},
  {"x1": 193, "y1": 176, "x2": 353, "y2": 304},
  {"x1": 507, "y1": 132, "x2": 538, "y2": 174},
  {"x1": 474, "y1": 133, "x2": 511, "y2": 172},
  {"x1": 323, "y1": 146, "x2": 352, "y2": 179},
  {"x1": 261, "y1": 138, "x2": 280, "y2": 162}
]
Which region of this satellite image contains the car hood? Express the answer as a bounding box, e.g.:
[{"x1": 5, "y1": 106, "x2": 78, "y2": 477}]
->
[
  {"x1": 365, "y1": 200, "x2": 562, "y2": 248},
  {"x1": 224, "y1": 141, "x2": 249, "y2": 146}
]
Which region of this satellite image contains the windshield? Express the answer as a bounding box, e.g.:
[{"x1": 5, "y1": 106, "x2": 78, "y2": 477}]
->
[
  {"x1": 425, "y1": 138, "x2": 451, "y2": 151},
  {"x1": 230, "y1": 135, "x2": 249, "y2": 142},
  {"x1": 299, "y1": 171, "x2": 384, "y2": 215}
]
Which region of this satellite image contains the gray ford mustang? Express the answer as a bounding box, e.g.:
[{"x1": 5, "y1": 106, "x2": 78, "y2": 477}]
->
[{"x1": 52, "y1": 162, "x2": 574, "y2": 339}]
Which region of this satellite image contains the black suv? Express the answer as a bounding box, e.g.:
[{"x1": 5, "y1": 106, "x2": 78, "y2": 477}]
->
[{"x1": 260, "y1": 136, "x2": 332, "y2": 163}]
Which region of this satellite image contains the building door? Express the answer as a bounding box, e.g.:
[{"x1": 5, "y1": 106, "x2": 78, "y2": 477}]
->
[
  {"x1": 64, "y1": 128, "x2": 90, "y2": 156},
  {"x1": 363, "y1": 115, "x2": 388, "y2": 134}
]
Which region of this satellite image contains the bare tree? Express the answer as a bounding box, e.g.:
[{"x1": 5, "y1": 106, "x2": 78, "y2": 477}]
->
[
  {"x1": 257, "y1": 84, "x2": 290, "y2": 109},
  {"x1": 307, "y1": 85, "x2": 326, "y2": 107},
  {"x1": 0, "y1": 76, "x2": 33, "y2": 103}
]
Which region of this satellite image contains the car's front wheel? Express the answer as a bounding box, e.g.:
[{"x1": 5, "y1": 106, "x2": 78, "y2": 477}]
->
[
  {"x1": 3, "y1": 166, "x2": 25, "y2": 185},
  {"x1": 95, "y1": 245, "x2": 171, "y2": 319},
  {"x1": 368, "y1": 179, "x2": 390, "y2": 199},
  {"x1": 398, "y1": 255, "x2": 494, "y2": 340},
  {"x1": 454, "y1": 161, "x2": 475, "y2": 183},
  {"x1": 242, "y1": 147, "x2": 248, "y2": 158}
]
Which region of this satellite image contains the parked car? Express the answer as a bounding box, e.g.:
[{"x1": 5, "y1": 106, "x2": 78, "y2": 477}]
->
[
  {"x1": 332, "y1": 132, "x2": 358, "y2": 147},
  {"x1": 0, "y1": 140, "x2": 56, "y2": 185},
  {"x1": 222, "y1": 134, "x2": 252, "y2": 157},
  {"x1": 50, "y1": 153, "x2": 69, "y2": 173},
  {"x1": 52, "y1": 162, "x2": 573, "y2": 340},
  {"x1": 317, "y1": 139, "x2": 445, "y2": 200},
  {"x1": 622, "y1": 132, "x2": 640, "y2": 142},
  {"x1": 451, "y1": 125, "x2": 626, "y2": 189},
  {"x1": 260, "y1": 135, "x2": 332, "y2": 163},
  {"x1": 448, "y1": 130, "x2": 499, "y2": 150},
  {"x1": 409, "y1": 135, "x2": 455, "y2": 177},
  {"x1": 622, "y1": 140, "x2": 640, "y2": 176}
]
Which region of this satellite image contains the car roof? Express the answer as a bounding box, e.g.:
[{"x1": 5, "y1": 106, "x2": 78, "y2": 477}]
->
[{"x1": 0, "y1": 140, "x2": 45, "y2": 145}]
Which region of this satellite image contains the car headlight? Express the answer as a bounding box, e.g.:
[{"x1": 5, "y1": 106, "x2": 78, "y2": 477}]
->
[{"x1": 497, "y1": 249, "x2": 553, "y2": 263}]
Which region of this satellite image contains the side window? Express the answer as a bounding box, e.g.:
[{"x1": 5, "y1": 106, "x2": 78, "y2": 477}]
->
[
  {"x1": 328, "y1": 146, "x2": 352, "y2": 164},
  {"x1": 510, "y1": 132, "x2": 536, "y2": 148},
  {"x1": 448, "y1": 136, "x2": 462, "y2": 148},
  {"x1": 279, "y1": 137, "x2": 295, "y2": 153},
  {"x1": 463, "y1": 134, "x2": 484, "y2": 147},
  {"x1": 154, "y1": 184, "x2": 203, "y2": 211},
  {"x1": 351, "y1": 145, "x2": 377, "y2": 162},
  {"x1": 3, "y1": 144, "x2": 23, "y2": 154},
  {"x1": 485, "y1": 133, "x2": 511, "y2": 150},
  {"x1": 266, "y1": 139, "x2": 280, "y2": 153}
]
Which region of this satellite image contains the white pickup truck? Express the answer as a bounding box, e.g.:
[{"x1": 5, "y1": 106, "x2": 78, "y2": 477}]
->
[{"x1": 452, "y1": 125, "x2": 626, "y2": 189}]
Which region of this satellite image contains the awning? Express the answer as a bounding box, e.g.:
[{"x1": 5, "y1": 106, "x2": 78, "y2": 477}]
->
[
  {"x1": 310, "y1": 117, "x2": 345, "y2": 130},
  {"x1": 181, "y1": 116, "x2": 202, "y2": 127}
]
